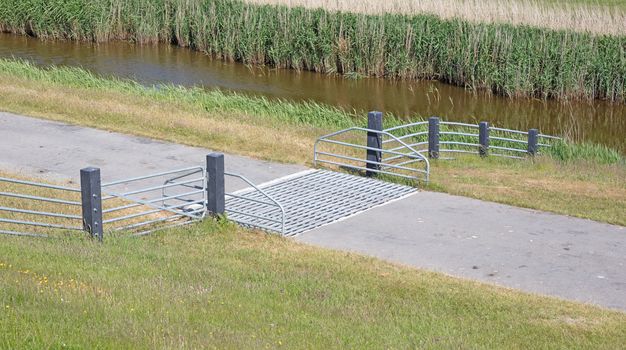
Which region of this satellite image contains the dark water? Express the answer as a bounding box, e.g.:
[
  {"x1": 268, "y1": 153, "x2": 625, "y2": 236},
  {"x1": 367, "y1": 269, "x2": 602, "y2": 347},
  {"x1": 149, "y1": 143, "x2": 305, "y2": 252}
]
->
[{"x1": 1, "y1": 33, "x2": 624, "y2": 152}]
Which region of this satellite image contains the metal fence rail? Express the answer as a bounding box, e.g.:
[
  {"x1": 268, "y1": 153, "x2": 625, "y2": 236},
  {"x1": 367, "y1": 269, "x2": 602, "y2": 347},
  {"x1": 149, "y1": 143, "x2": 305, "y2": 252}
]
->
[
  {"x1": 0, "y1": 155, "x2": 287, "y2": 240},
  {"x1": 0, "y1": 176, "x2": 83, "y2": 238},
  {"x1": 224, "y1": 172, "x2": 285, "y2": 235},
  {"x1": 101, "y1": 166, "x2": 206, "y2": 236},
  {"x1": 313, "y1": 112, "x2": 561, "y2": 183},
  {"x1": 313, "y1": 126, "x2": 430, "y2": 183}
]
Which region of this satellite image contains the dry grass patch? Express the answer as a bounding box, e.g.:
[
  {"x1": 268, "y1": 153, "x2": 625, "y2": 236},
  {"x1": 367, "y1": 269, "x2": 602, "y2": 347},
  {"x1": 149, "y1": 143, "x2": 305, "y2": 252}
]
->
[
  {"x1": 0, "y1": 76, "x2": 315, "y2": 164},
  {"x1": 429, "y1": 156, "x2": 626, "y2": 225},
  {"x1": 246, "y1": 0, "x2": 626, "y2": 35}
]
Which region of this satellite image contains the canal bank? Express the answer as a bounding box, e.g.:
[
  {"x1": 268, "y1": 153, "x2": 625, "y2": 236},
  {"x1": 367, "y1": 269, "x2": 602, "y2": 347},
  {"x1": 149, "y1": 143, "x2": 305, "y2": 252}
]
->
[{"x1": 1, "y1": 32, "x2": 624, "y2": 153}]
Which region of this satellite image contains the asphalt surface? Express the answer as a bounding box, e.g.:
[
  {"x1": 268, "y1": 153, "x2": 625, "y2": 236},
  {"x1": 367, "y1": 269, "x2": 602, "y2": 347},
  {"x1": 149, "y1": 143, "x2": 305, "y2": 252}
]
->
[
  {"x1": 297, "y1": 192, "x2": 626, "y2": 311},
  {"x1": 2, "y1": 112, "x2": 624, "y2": 311},
  {"x1": 0, "y1": 112, "x2": 306, "y2": 192}
]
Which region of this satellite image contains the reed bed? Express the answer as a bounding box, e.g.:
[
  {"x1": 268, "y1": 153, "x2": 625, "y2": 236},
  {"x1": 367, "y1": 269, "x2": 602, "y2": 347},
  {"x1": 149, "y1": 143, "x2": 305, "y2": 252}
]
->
[
  {"x1": 0, "y1": 0, "x2": 624, "y2": 103},
  {"x1": 245, "y1": 0, "x2": 626, "y2": 36}
]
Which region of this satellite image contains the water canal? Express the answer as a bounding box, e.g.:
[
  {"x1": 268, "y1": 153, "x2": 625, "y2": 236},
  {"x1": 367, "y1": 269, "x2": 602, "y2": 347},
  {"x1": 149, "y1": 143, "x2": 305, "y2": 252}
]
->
[{"x1": 1, "y1": 33, "x2": 623, "y2": 152}]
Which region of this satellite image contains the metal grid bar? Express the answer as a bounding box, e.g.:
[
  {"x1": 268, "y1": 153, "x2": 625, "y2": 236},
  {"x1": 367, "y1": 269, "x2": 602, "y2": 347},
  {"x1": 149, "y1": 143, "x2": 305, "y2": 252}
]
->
[
  {"x1": 386, "y1": 141, "x2": 429, "y2": 153},
  {"x1": 538, "y1": 134, "x2": 561, "y2": 140},
  {"x1": 440, "y1": 121, "x2": 479, "y2": 128},
  {"x1": 104, "y1": 189, "x2": 204, "y2": 221},
  {"x1": 225, "y1": 170, "x2": 415, "y2": 236},
  {"x1": 0, "y1": 177, "x2": 80, "y2": 192},
  {"x1": 383, "y1": 121, "x2": 428, "y2": 132},
  {"x1": 0, "y1": 206, "x2": 81, "y2": 220},
  {"x1": 315, "y1": 151, "x2": 424, "y2": 174},
  {"x1": 0, "y1": 217, "x2": 81, "y2": 231},
  {"x1": 490, "y1": 136, "x2": 527, "y2": 144},
  {"x1": 382, "y1": 131, "x2": 428, "y2": 144},
  {"x1": 103, "y1": 198, "x2": 206, "y2": 224},
  {"x1": 440, "y1": 141, "x2": 480, "y2": 147},
  {"x1": 102, "y1": 189, "x2": 205, "y2": 214},
  {"x1": 102, "y1": 166, "x2": 203, "y2": 187},
  {"x1": 439, "y1": 131, "x2": 479, "y2": 138},
  {"x1": 490, "y1": 127, "x2": 528, "y2": 135},
  {"x1": 317, "y1": 138, "x2": 426, "y2": 159},
  {"x1": 315, "y1": 159, "x2": 425, "y2": 179},
  {"x1": 0, "y1": 229, "x2": 49, "y2": 238},
  {"x1": 0, "y1": 192, "x2": 81, "y2": 206},
  {"x1": 110, "y1": 177, "x2": 204, "y2": 198},
  {"x1": 440, "y1": 149, "x2": 480, "y2": 154},
  {"x1": 113, "y1": 213, "x2": 185, "y2": 232}
]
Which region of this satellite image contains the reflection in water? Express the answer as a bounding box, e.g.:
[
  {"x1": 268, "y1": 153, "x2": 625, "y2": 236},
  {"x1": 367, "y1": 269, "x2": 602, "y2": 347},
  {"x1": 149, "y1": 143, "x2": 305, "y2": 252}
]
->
[{"x1": 0, "y1": 33, "x2": 623, "y2": 152}]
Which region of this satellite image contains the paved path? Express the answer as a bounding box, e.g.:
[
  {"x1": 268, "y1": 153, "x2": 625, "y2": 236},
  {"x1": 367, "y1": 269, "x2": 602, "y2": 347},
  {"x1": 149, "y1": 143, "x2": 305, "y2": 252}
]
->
[
  {"x1": 0, "y1": 112, "x2": 306, "y2": 191},
  {"x1": 297, "y1": 193, "x2": 625, "y2": 311},
  {"x1": 1, "y1": 112, "x2": 625, "y2": 311}
]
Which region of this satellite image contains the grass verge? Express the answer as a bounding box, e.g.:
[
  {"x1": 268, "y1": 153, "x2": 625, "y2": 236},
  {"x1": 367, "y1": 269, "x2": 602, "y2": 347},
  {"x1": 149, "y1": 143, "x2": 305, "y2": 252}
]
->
[
  {"x1": 0, "y1": 59, "x2": 624, "y2": 226},
  {"x1": 0, "y1": 0, "x2": 625, "y2": 102},
  {"x1": 1, "y1": 219, "x2": 625, "y2": 348}
]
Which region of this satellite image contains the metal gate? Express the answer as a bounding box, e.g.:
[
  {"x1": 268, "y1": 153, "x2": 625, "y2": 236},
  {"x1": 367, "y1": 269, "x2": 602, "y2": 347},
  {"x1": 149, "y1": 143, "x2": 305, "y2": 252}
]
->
[{"x1": 100, "y1": 166, "x2": 207, "y2": 236}]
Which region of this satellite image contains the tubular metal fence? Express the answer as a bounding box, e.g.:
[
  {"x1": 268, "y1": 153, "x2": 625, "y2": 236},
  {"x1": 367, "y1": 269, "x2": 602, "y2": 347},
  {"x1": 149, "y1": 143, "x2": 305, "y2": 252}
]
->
[
  {"x1": 386, "y1": 117, "x2": 560, "y2": 159},
  {"x1": 224, "y1": 172, "x2": 286, "y2": 235},
  {"x1": 314, "y1": 112, "x2": 561, "y2": 182},
  {"x1": 0, "y1": 176, "x2": 83, "y2": 238},
  {"x1": 314, "y1": 126, "x2": 430, "y2": 183},
  {"x1": 101, "y1": 166, "x2": 207, "y2": 237},
  {"x1": 0, "y1": 154, "x2": 286, "y2": 240}
]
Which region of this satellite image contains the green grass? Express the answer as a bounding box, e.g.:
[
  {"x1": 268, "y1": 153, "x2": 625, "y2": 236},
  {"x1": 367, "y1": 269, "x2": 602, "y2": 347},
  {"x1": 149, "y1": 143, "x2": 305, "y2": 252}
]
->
[
  {"x1": 548, "y1": 140, "x2": 623, "y2": 164},
  {"x1": 1, "y1": 220, "x2": 625, "y2": 348},
  {"x1": 0, "y1": 0, "x2": 625, "y2": 102}
]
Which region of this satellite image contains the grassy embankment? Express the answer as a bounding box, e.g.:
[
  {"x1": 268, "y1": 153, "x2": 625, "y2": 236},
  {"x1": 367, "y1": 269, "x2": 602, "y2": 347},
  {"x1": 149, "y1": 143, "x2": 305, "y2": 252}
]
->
[
  {"x1": 0, "y1": 0, "x2": 625, "y2": 102},
  {"x1": 0, "y1": 59, "x2": 624, "y2": 226},
  {"x1": 1, "y1": 217, "x2": 626, "y2": 348}
]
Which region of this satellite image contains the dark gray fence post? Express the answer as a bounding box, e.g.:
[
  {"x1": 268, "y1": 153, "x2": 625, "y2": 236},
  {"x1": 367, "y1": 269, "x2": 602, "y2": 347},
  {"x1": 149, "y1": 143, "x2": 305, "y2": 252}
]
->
[
  {"x1": 528, "y1": 128, "x2": 539, "y2": 156},
  {"x1": 428, "y1": 117, "x2": 440, "y2": 159},
  {"x1": 206, "y1": 153, "x2": 225, "y2": 216},
  {"x1": 80, "y1": 167, "x2": 103, "y2": 242},
  {"x1": 366, "y1": 111, "x2": 383, "y2": 177},
  {"x1": 479, "y1": 122, "x2": 490, "y2": 157}
]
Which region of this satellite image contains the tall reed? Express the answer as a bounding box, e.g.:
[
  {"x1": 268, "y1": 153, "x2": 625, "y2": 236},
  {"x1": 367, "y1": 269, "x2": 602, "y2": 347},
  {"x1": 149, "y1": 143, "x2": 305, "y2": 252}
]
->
[
  {"x1": 244, "y1": 0, "x2": 626, "y2": 36},
  {"x1": 0, "y1": 0, "x2": 624, "y2": 102}
]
